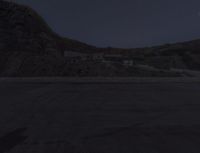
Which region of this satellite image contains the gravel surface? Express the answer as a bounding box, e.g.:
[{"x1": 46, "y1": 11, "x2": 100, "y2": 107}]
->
[{"x1": 0, "y1": 80, "x2": 200, "y2": 152}]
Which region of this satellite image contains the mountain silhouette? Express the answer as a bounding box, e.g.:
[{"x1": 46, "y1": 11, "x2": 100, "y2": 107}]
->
[{"x1": 0, "y1": 0, "x2": 200, "y2": 77}]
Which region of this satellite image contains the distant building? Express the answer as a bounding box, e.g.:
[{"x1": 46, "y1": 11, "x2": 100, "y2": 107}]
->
[
  {"x1": 64, "y1": 51, "x2": 104, "y2": 61},
  {"x1": 91, "y1": 53, "x2": 104, "y2": 60},
  {"x1": 64, "y1": 51, "x2": 134, "y2": 66},
  {"x1": 123, "y1": 60, "x2": 134, "y2": 67},
  {"x1": 103, "y1": 54, "x2": 134, "y2": 67},
  {"x1": 64, "y1": 51, "x2": 88, "y2": 59}
]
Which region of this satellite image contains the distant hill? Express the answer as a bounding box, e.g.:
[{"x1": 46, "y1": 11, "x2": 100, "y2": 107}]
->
[
  {"x1": 0, "y1": 0, "x2": 199, "y2": 77},
  {"x1": 130, "y1": 40, "x2": 200, "y2": 70},
  {"x1": 0, "y1": 0, "x2": 98, "y2": 76},
  {"x1": 0, "y1": 0, "x2": 97, "y2": 54}
]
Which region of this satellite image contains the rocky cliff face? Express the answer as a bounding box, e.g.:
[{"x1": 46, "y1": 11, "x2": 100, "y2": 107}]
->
[
  {"x1": 0, "y1": 0, "x2": 62, "y2": 55},
  {"x1": 0, "y1": 0, "x2": 67, "y2": 76},
  {"x1": 0, "y1": 1, "x2": 102, "y2": 76}
]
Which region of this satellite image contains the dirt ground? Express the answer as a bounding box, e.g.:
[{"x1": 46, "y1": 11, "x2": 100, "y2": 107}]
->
[{"x1": 0, "y1": 79, "x2": 200, "y2": 153}]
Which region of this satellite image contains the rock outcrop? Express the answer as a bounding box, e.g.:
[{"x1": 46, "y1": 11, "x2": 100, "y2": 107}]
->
[
  {"x1": 0, "y1": 0, "x2": 65, "y2": 75},
  {"x1": 0, "y1": 0, "x2": 69, "y2": 55}
]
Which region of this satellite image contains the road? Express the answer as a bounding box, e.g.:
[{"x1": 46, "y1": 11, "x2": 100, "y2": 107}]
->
[{"x1": 0, "y1": 79, "x2": 200, "y2": 153}]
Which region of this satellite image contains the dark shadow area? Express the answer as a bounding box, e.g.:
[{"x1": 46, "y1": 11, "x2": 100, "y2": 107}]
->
[{"x1": 0, "y1": 128, "x2": 28, "y2": 153}]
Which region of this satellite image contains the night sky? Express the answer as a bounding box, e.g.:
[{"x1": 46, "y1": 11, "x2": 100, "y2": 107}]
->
[{"x1": 13, "y1": 0, "x2": 200, "y2": 48}]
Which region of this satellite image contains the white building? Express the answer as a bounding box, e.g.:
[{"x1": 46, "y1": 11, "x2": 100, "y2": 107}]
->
[
  {"x1": 123, "y1": 60, "x2": 134, "y2": 67},
  {"x1": 64, "y1": 51, "x2": 88, "y2": 59},
  {"x1": 64, "y1": 51, "x2": 104, "y2": 61}
]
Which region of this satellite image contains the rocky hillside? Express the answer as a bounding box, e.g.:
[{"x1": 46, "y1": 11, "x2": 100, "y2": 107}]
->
[
  {"x1": 0, "y1": 0, "x2": 199, "y2": 77},
  {"x1": 0, "y1": 0, "x2": 98, "y2": 76},
  {"x1": 127, "y1": 40, "x2": 200, "y2": 71},
  {"x1": 0, "y1": 0, "x2": 58, "y2": 55},
  {"x1": 0, "y1": 0, "x2": 97, "y2": 54}
]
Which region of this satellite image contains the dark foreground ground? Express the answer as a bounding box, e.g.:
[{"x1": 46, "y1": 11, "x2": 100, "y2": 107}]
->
[{"x1": 0, "y1": 79, "x2": 200, "y2": 153}]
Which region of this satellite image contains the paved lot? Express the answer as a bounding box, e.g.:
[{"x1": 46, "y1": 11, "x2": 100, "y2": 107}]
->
[{"x1": 0, "y1": 80, "x2": 200, "y2": 153}]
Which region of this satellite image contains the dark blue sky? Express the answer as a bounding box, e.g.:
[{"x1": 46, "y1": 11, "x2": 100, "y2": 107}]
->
[{"x1": 14, "y1": 0, "x2": 200, "y2": 48}]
